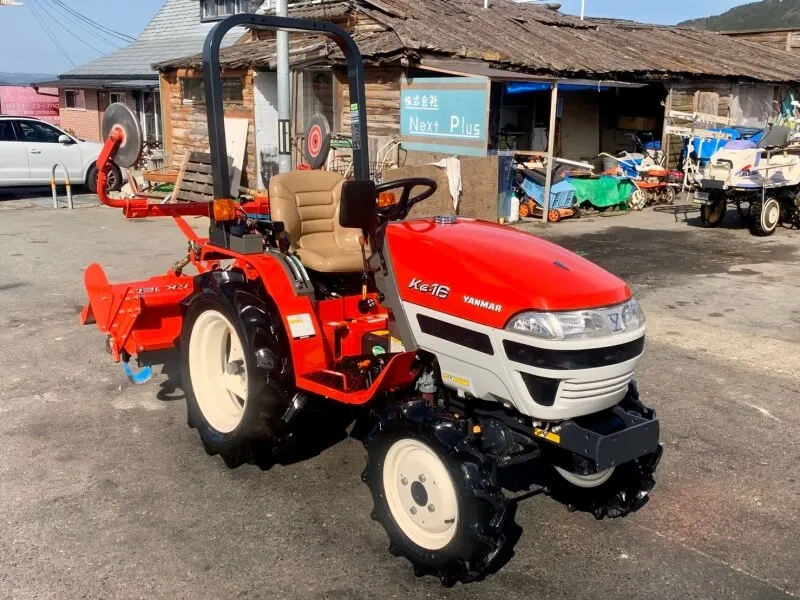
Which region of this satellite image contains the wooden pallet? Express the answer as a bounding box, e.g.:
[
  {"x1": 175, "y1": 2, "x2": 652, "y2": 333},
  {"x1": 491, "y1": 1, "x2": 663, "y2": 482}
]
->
[{"x1": 170, "y1": 151, "x2": 216, "y2": 203}]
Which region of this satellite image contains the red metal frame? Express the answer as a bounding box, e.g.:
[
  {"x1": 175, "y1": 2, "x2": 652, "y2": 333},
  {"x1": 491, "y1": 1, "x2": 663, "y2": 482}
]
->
[{"x1": 82, "y1": 134, "x2": 418, "y2": 405}]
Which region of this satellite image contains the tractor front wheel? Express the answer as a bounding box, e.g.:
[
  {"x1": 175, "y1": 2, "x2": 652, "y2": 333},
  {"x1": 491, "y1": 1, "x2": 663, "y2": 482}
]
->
[{"x1": 364, "y1": 405, "x2": 509, "y2": 586}]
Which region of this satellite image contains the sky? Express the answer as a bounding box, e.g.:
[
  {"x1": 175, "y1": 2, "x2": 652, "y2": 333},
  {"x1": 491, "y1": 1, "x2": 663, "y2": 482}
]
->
[{"x1": 0, "y1": 0, "x2": 757, "y2": 75}]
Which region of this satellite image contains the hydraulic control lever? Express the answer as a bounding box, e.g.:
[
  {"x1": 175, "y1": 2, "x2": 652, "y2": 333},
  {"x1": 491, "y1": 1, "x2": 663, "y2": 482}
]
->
[{"x1": 357, "y1": 235, "x2": 375, "y2": 314}]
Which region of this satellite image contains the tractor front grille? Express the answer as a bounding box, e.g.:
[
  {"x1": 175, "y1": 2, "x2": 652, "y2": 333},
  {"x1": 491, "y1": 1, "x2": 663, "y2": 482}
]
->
[{"x1": 560, "y1": 370, "x2": 635, "y2": 403}]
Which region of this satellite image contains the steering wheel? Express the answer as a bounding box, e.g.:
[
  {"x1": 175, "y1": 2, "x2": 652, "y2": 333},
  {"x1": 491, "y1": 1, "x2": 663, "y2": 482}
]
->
[{"x1": 374, "y1": 178, "x2": 438, "y2": 223}]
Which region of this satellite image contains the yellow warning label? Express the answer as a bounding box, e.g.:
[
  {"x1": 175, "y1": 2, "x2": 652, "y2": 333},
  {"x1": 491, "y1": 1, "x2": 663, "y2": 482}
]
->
[
  {"x1": 287, "y1": 314, "x2": 315, "y2": 339},
  {"x1": 390, "y1": 337, "x2": 405, "y2": 353},
  {"x1": 534, "y1": 428, "x2": 561, "y2": 444},
  {"x1": 442, "y1": 372, "x2": 471, "y2": 388}
]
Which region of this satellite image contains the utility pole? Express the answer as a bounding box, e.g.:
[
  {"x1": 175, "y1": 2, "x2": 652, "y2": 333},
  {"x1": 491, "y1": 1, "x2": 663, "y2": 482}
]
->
[
  {"x1": 580, "y1": 0, "x2": 585, "y2": 20},
  {"x1": 277, "y1": 0, "x2": 291, "y2": 173}
]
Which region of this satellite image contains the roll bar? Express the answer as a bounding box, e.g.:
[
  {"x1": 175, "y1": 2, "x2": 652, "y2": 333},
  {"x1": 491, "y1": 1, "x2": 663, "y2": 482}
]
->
[{"x1": 202, "y1": 14, "x2": 371, "y2": 201}]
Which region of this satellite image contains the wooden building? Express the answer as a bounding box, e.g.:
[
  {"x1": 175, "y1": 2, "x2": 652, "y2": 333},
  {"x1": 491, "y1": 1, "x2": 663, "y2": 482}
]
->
[
  {"x1": 154, "y1": 0, "x2": 800, "y2": 192},
  {"x1": 723, "y1": 27, "x2": 800, "y2": 54}
]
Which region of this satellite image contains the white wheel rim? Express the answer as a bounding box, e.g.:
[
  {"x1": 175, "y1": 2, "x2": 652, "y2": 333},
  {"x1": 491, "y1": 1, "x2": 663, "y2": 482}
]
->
[
  {"x1": 555, "y1": 466, "x2": 615, "y2": 488},
  {"x1": 383, "y1": 439, "x2": 459, "y2": 551},
  {"x1": 763, "y1": 199, "x2": 780, "y2": 230},
  {"x1": 630, "y1": 190, "x2": 646, "y2": 210},
  {"x1": 188, "y1": 310, "x2": 248, "y2": 434}
]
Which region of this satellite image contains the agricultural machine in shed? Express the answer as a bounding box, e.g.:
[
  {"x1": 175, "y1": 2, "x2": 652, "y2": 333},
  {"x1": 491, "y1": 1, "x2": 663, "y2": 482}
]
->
[
  {"x1": 695, "y1": 125, "x2": 800, "y2": 235},
  {"x1": 80, "y1": 15, "x2": 662, "y2": 585}
]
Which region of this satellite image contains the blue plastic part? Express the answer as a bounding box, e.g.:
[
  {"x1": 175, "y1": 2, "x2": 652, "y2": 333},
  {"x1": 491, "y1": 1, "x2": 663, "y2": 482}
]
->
[
  {"x1": 123, "y1": 361, "x2": 153, "y2": 385},
  {"x1": 519, "y1": 177, "x2": 577, "y2": 209},
  {"x1": 504, "y1": 81, "x2": 610, "y2": 94}
]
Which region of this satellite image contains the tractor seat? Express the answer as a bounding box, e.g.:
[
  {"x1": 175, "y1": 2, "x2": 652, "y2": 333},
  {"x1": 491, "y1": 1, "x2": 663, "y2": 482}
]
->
[{"x1": 269, "y1": 171, "x2": 368, "y2": 273}]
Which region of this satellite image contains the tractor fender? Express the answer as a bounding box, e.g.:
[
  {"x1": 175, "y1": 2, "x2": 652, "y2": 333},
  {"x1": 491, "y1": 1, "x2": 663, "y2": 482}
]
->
[{"x1": 193, "y1": 251, "x2": 328, "y2": 376}]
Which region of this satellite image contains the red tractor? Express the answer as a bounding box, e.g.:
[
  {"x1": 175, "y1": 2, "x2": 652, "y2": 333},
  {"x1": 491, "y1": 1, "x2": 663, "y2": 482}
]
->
[{"x1": 81, "y1": 15, "x2": 662, "y2": 585}]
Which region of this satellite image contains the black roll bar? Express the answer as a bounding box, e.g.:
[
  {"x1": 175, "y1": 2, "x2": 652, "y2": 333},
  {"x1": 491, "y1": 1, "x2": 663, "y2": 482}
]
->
[{"x1": 202, "y1": 14, "x2": 371, "y2": 201}]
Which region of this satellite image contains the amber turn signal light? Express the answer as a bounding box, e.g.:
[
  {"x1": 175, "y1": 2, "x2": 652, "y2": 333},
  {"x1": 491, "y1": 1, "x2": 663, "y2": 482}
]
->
[
  {"x1": 378, "y1": 191, "x2": 397, "y2": 207},
  {"x1": 213, "y1": 199, "x2": 237, "y2": 221}
]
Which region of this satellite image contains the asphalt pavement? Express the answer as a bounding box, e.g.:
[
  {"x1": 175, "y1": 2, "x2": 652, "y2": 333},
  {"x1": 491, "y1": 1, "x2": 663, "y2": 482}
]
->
[{"x1": 1, "y1": 197, "x2": 798, "y2": 599}]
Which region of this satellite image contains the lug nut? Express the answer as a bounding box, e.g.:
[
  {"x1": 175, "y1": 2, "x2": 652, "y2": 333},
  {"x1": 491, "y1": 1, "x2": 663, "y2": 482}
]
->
[
  {"x1": 410, "y1": 507, "x2": 417, "y2": 515},
  {"x1": 427, "y1": 504, "x2": 435, "y2": 513},
  {"x1": 419, "y1": 474, "x2": 426, "y2": 483},
  {"x1": 401, "y1": 477, "x2": 408, "y2": 486}
]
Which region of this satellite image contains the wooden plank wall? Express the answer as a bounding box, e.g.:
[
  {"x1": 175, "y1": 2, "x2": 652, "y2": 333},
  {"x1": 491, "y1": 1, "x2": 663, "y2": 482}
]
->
[
  {"x1": 670, "y1": 81, "x2": 734, "y2": 117},
  {"x1": 726, "y1": 30, "x2": 800, "y2": 53},
  {"x1": 336, "y1": 66, "x2": 403, "y2": 136},
  {"x1": 666, "y1": 81, "x2": 734, "y2": 168},
  {"x1": 160, "y1": 69, "x2": 258, "y2": 189}
]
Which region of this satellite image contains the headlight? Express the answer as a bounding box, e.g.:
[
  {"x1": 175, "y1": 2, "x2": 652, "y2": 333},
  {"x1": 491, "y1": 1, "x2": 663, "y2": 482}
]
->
[{"x1": 506, "y1": 299, "x2": 645, "y2": 340}]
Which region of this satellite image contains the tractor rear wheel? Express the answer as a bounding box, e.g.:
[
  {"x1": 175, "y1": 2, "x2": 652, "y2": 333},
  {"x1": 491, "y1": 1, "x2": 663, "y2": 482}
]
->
[
  {"x1": 364, "y1": 404, "x2": 509, "y2": 586},
  {"x1": 750, "y1": 197, "x2": 781, "y2": 236},
  {"x1": 181, "y1": 273, "x2": 293, "y2": 468}
]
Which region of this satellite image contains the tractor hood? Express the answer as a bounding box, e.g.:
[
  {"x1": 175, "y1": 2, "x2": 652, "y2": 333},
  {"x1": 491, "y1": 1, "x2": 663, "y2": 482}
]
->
[{"x1": 385, "y1": 218, "x2": 631, "y2": 329}]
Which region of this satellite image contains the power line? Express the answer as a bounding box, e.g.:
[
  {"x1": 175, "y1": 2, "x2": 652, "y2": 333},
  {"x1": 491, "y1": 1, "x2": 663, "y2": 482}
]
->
[
  {"x1": 40, "y1": 0, "x2": 123, "y2": 49},
  {"x1": 27, "y1": 1, "x2": 75, "y2": 66},
  {"x1": 49, "y1": 0, "x2": 135, "y2": 43},
  {"x1": 49, "y1": 0, "x2": 136, "y2": 43},
  {"x1": 32, "y1": 0, "x2": 108, "y2": 55}
]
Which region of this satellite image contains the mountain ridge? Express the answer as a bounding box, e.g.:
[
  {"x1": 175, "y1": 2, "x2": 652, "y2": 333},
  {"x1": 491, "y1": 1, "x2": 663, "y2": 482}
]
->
[
  {"x1": 679, "y1": 0, "x2": 800, "y2": 31},
  {"x1": 0, "y1": 72, "x2": 56, "y2": 86}
]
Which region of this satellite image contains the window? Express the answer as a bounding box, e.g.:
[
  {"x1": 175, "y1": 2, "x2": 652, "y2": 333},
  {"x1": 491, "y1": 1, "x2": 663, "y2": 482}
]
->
[
  {"x1": 201, "y1": 0, "x2": 256, "y2": 21},
  {"x1": 110, "y1": 92, "x2": 126, "y2": 105},
  {"x1": 181, "y1": 78, "x2": 243, "y2": 105},
  {"x1": 64, "y1": 89, "x2": 86, "y2": 110},
  {"x1": 0, "y1": 121, "x2": 17, "y2": 142},
  {"x1": 139, "y1": 91, "x2": 162, "y2": 142},
  {"x1": 17, "y1": 120, "x2": 64, "y2": 143}
]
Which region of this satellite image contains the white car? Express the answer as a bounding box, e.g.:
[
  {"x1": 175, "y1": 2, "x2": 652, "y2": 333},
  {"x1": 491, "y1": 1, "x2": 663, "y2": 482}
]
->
[{"x1": 0, "y1": 116, "x2": 122, "y2": 192}]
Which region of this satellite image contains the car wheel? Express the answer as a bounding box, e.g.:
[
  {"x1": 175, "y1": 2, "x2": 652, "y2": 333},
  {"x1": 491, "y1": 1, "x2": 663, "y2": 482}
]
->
[{"x1": 86, "y1": 163, "x2": 122, "y2": 194}]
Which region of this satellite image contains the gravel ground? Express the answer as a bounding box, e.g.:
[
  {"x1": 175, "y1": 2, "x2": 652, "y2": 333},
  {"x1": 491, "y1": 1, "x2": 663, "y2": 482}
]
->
[{"x1": 1, "y1": 196, "x2": 798, "y2": 600}]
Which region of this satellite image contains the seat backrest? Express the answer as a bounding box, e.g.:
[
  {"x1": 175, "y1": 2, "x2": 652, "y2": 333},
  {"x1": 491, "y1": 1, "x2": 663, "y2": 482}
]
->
[{"x1": 269, "y1": 171, "x2": 361, "y2": 251}]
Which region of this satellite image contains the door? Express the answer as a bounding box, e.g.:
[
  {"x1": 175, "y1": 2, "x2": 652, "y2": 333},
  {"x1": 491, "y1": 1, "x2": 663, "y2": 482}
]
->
[
  {"x1": 16, "y1": 119, "x2": 83, "y2": 184},
  {"x1": 0, "y1": 120, "x2": 30, "y2": 185}
]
